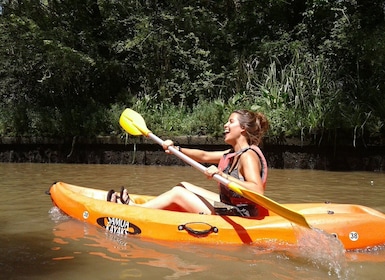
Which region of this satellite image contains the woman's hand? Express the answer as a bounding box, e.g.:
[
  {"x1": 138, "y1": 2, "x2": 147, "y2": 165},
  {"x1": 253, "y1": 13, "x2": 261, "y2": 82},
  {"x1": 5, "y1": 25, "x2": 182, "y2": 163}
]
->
[
  {"x1": 162, "y1": 139, "x2": 174, "y2": 154},
  {"x1": 205, "y1": 165, "x2": 220, "y2": 179}
]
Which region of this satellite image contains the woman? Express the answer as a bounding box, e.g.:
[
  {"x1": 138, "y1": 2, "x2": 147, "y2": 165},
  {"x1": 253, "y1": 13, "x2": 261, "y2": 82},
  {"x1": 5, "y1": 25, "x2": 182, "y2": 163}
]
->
[{"x1": 108, "y1": 109, "x2": 269, "y2": 217}]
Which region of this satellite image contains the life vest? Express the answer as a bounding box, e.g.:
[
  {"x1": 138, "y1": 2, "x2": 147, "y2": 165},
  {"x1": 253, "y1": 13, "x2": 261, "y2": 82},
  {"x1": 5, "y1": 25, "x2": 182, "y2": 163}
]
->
[{"x1": 217, "y1": 145, "x2": 269, "y2": 218}]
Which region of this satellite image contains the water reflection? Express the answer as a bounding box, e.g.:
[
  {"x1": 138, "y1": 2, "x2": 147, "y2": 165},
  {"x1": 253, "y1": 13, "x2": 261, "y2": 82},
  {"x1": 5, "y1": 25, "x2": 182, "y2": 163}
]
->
[
  {"x1": 1, "y1": 163, "x2": 385, "y2": 279},
  {"x1": 50, "y1": 209, "x2": 209, "y2": 278},
  {"x1": 50, "y1": 213, "x2": 348, "y2": 280}
]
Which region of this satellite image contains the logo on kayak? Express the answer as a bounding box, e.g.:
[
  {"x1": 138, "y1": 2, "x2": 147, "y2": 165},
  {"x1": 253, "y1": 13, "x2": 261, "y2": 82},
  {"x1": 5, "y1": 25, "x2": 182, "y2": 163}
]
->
[{"x1": 97, "y1": 217, "x2": 141, "y2": 235}]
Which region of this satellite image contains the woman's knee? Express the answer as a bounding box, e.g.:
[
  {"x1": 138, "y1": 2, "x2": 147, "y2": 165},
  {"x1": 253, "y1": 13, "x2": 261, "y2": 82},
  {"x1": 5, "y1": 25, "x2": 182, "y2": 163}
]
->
[
  {"x1": 176, "y1": 182, "x2": 191, "y2": 189},
  {"x1": 170, "y1": 185, "x2": 189, "y2": 197}
]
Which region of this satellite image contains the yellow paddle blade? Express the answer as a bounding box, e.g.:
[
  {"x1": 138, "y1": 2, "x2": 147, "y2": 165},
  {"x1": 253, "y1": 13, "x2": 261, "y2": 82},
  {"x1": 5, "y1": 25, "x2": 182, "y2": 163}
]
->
[
  {"x1": 227, "y1": 182, "x2": 311, "y2": 228},
  {"x1": 119, "y1": 108, "x2": 151, "y2": 136}
]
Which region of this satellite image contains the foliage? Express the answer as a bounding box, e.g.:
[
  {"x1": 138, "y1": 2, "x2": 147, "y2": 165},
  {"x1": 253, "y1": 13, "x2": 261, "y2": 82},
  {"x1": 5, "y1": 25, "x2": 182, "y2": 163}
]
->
[{"x1": 0, "y1": 0, "x2": 384, "y2": 146}]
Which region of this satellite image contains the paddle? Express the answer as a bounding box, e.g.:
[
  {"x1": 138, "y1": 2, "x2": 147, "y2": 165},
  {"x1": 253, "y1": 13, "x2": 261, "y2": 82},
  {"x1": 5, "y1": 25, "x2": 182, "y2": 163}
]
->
[{"x1": 119, "y1": 108, "x2": 311, "y2": 229}]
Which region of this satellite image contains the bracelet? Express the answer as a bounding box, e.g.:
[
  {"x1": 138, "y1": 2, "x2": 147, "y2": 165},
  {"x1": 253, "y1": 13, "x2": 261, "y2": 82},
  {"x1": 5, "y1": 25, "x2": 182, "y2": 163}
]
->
[{"x1": 176, "y1": 146, "x2": 181, "y2": 152}]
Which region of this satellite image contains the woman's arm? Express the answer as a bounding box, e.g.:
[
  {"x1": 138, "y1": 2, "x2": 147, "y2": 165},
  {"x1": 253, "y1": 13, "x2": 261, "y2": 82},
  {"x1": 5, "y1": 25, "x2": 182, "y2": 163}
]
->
[
  {"x1": 237, "y1": 150, "x2": 264, "y2": 194},
  {"x1": 162, "y1": 139, "x2": 229, "y2": 164},
  {"x1": 177, "y1": 147, "x2": 227, "y2": 164}
]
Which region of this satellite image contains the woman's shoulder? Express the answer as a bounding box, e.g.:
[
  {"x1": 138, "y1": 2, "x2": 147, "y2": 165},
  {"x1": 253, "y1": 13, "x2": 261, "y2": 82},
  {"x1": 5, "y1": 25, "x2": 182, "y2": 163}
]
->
[{"x1": 240, "y1": 148, "x2": 260, "y2": 163}]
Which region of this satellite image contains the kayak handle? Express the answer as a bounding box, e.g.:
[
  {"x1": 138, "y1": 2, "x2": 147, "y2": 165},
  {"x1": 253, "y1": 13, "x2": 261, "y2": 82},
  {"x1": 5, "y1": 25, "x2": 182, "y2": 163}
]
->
[{"x1": 178, "y1": 222, "x2": 218, "y2": 236}]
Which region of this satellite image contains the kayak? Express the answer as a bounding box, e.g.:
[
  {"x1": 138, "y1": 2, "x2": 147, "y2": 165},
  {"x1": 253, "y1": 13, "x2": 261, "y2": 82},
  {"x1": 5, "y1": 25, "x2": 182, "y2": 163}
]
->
[{"x1": 48, "y1": 181, "x2": 385, "y2": 250}]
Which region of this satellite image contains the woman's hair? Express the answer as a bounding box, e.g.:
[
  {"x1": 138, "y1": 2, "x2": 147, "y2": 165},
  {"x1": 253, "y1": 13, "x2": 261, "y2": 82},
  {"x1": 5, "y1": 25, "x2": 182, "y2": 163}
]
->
[{"x1": 233, "y1": 109, "x2": 269, "y2": 145}]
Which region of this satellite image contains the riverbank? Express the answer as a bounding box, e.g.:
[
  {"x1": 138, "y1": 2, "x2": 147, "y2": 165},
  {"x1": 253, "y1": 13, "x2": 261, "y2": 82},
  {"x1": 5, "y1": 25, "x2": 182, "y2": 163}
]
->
[{"x1": 0, "y1": 136, "x2": 384, "y2": 171}]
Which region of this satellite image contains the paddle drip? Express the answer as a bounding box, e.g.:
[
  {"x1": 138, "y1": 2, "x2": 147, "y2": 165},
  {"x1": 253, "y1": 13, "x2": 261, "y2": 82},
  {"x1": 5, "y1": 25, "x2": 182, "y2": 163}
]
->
[{"x1": 292, "y1": 226, "x2": 352, "y2": 279}]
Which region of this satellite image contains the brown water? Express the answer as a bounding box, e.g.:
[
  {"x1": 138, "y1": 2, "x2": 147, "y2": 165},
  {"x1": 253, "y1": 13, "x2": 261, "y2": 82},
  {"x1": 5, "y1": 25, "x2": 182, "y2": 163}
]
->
[{"x1": 1, "y1": 163, "x2": 385, "y2": 280}]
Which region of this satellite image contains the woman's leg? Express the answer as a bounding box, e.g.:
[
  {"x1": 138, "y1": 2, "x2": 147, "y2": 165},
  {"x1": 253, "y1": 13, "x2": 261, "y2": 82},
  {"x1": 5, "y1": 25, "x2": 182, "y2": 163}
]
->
[
  {"x1": 178, "y1": 181, "x2": 220, "y2": 203},
  {"x1": 140, "y1": 185, "x2": 215, "y2": 214}
]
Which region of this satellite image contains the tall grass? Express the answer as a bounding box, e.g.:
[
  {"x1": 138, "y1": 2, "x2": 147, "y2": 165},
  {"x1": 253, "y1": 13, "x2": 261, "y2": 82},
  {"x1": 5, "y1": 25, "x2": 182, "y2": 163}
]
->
[
  {"x1": 126, "y1": 50, "x2": 382, "y2": 146},
  {"x1": 243, "y1": 51, "x2": 342, "y2": 143},
  {"x1": 1, "y1": 51, "x2": 381, "y2": 145}
]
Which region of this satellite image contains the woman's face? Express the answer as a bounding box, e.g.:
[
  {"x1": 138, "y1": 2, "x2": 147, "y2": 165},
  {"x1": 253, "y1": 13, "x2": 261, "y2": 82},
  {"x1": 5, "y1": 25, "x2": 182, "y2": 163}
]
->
[{"x1": 223, "y1": 113, "x2": 244, "y2": 144}]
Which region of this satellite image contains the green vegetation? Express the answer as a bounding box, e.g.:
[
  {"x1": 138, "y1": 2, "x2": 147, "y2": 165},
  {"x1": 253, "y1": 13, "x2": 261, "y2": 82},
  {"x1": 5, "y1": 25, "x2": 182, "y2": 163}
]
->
[{"x1": 0, "y1": 1, "x2": 384, "y2": 146}]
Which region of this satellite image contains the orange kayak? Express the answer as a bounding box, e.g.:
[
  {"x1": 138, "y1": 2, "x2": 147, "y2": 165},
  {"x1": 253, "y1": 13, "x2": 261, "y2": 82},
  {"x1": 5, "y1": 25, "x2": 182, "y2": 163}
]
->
[{"x1": 48, "y1": 181, "x2": 385, "y2": 250}]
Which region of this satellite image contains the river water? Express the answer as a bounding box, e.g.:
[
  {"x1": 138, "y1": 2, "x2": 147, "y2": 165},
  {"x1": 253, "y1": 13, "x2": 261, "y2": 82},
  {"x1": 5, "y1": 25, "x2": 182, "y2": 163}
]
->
[{"x1": 1, "y1": 163, "x2": 385, "y2": 280}]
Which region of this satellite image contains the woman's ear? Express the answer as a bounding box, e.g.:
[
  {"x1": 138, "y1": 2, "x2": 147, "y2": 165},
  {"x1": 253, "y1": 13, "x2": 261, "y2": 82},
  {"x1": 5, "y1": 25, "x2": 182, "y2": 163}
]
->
[{"x1": 240, "y1": 127, "x2": 247, "y2": 135}]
